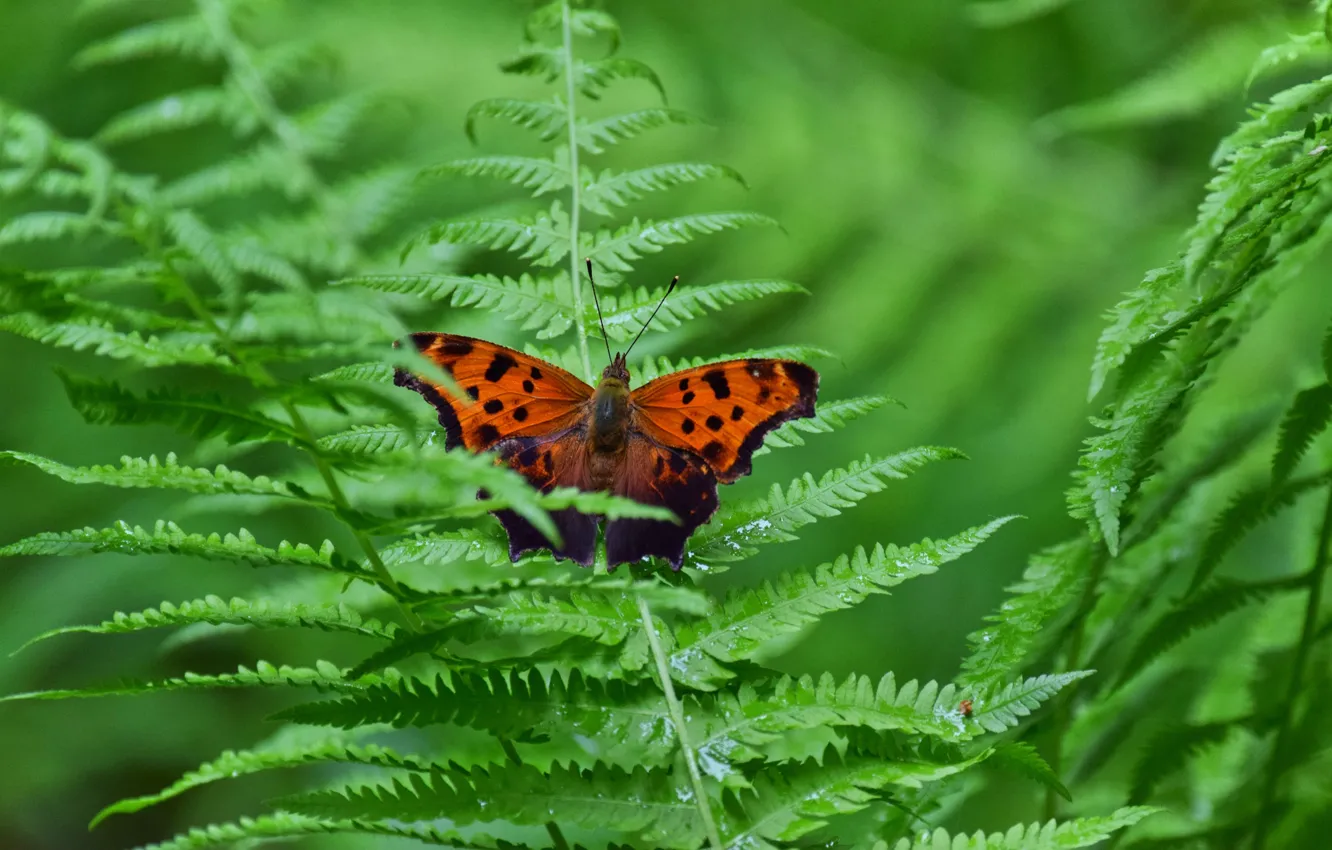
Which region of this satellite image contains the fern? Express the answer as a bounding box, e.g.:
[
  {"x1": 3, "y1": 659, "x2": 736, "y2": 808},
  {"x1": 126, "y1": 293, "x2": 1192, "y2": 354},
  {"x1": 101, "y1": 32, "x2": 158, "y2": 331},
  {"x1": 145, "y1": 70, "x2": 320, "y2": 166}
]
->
[
  {"x1": 883, "y1": 806, "x2": 1157, "y2": 849},
  {"x1": 1271, "y1": 382, "x2": 1332, "y2": 486}
]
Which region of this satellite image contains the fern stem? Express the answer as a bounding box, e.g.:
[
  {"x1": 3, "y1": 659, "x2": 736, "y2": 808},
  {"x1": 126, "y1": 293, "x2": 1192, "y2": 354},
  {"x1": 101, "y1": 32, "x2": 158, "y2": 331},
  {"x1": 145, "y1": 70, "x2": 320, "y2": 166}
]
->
[
  {"x1": 635, "y1": 595, "x2": 722, "y2": 850},
  {"x1": 1251, "y1": 482, "x2": 1332, "y2": 848},
  {"x1": 561, "y1": 0, "x2": 592, "y2": 383}
]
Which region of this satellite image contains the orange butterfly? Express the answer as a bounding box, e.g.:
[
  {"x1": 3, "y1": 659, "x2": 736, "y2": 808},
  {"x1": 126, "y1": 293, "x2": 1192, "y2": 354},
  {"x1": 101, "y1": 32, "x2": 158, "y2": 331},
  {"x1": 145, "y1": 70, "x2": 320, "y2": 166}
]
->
[{"x1": 394, "y1": 261, "x2": 819, "y2": 568}]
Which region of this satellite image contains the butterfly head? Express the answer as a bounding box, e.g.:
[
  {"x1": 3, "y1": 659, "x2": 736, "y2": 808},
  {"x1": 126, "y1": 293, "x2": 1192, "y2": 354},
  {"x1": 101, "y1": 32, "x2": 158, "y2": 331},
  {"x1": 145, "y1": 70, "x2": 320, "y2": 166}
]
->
[{"x1": 601, "y1": 351, "x2": 630, "y2": 385}]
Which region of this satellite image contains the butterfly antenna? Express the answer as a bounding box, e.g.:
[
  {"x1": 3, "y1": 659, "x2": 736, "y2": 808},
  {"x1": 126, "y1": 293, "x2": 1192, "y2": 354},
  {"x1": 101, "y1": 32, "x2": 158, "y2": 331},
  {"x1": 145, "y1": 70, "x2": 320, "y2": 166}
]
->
[
  {"x1": 623, "y1": 274, "x2": 679, "y2": 361},
  {"x1": 585, "y1": 258, "x2": 613, "y2": 365}
]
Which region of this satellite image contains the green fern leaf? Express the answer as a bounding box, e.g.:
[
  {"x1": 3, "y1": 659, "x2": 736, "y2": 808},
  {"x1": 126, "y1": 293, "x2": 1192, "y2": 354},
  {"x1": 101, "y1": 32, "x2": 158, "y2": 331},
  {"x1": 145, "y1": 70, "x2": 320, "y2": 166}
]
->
[
  {"x1": 224, "y1": 236, "x2": 308, "y2": 293},
  {"x1": 691, "y1": 672, "x2": 986, "y2": 788},
  {"x1": 114, "y1": 813, "x2": 489, "y2": 850},
  {"x1": 719, "y1": 746, "x2": 990, "y2": 848},
  {"x1": 378, "y1": 528, "x2": 513, "y2": 571},
  {"x1": 0, "y1": 312, "x2": 230, "y2": 368},
  {"x1": 294, "y1": 92, "x2": 379, "y2": 159},
  {"x1": 1272, "y1": 382, "x2": 1332, "y2": 486},
  {"x1": 421, "y1": 154, "x2": 570, "y2": 195},
  {"x1": 689, "y1": 449, "x2": 968, "y2": 564},
  {"x1": 0, "y1": 520, "x2": 369, "y2": 580},
  {"x1": 1188, "y1": 471, "x2": 1329, "y2": 592},
  {"x1": 524, "y1": 2, "x2": 620, "y2": 47},
  {"x1": 755, "y1": 395, "x2": 899, "y2": 456},
  {"x1": 886, "y1": 806, "x2": 1157, "y2": 849},
  {"x1": 591, "y1": 279, "x2": 805, "y2": 341},
  {"x1": 577, "y1": 57, "x2": 667, "y2": 102},
  {"x1": 317, "y1": 424, "x2": 436, "y2": 456},
  {"x1": 346, "y1": 271, "x2": 573, "y2": 337},
  {"x1": 0, "y1": 211, "x2": 124, "y2": 245},
  {"x1": 0, "y1": 451, "x2": 324, "y2": 505},
  {"x1": 326, "y1": 165, "x2": 418, "y2": 240},
  {"x1": 162, "y1": 143, "x2": 302, "y2": 207},
  {"x1": 464, "y1": 97, "x2": 566, "y2": 144},
  {"x1": 73, "y1": 16, "x2": 217, "y2": 68},
  {"x1": 577, "y1": 108, "x2": 705, "y2": 153},
  {"x1": 279, "y1": 669, "x2": 672, "y2": 767},
  {"x1": 1249, "y1": 30, "x2": 1332, "y2": 96},
  {"x1": 16, "y1": 596, "x2": 396, "y2": 655},
  {"x1": 969, "y1": 672, "x2": 1093, "y2": 734},
  {"x1": 281, "y1": 763, "x2": 703, "y2": 848},
  {"x1": 1129, "y1": 721, "x2": 1233, "y2": 803},
  {"x1": 583, "y1": 212, "x2": 779, "y2": 273},
  {"x1": 57, "y1": 372, "x2": 307, "y2": 446},
  {"x1": 989, "y1": 740, "x2": 1071, "y2": 801},
  {"x1": 1214, "y1": 75, "x2": 1332, "y2": 166},
  {"x1": 96, "y1": 87, "x2": 247, "y2": 145},
  {"x1": 671, "y1": 517, "x2": 1017, "y2": 689},
  {"x1": 401, "y1": 207, "x2": 567, "y2": 266},
  {"x1": 1116, "y1": 579, "x2": 1294, "y2": 689},
  {"x1": 165, "y1": 210, "x2": 242, "y2": 299},
  {"x1": 0, "y1": 660, "x2": 390, "y2": 703},
  {"x1": 582, "y1": 162, "x2": 745, "y2": 215},
  {"x1": 93, "y1": 726, "x2": 425, "y2": 825}
]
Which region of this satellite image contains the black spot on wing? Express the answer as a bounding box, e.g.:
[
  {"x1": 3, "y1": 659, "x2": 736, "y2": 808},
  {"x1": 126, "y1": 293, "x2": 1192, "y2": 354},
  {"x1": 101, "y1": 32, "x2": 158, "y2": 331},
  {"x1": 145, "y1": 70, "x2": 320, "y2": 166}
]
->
[
  {"x1": 522, "y1": 379, "x2": 535, "y2": 393},
  {"x1": 530, "y1": 366, "x2": 543, "y2": 380},
  {"x1": 681, "y1": 390, "x2": 695, "y2": 404},
  {"x1": 483, "y1": 399, "x2": 504, "y2": 414},
  {"x1": 701, "y1": 369, "x2": 730, "y2": 400},
  {"x1": 485, "y1": 353, "x2": 517, "y2": 382},
  {"x1": 681, "y1": 418, "x2": 695, "y2": 434},
  {"x1": 513, "y1": 406, "x2": 529, "y2": 422},
  {"x1": 441, "y1": 338, "x2": 473, "y2": 356},
  {"x1": 667, "y1": 453, "x2": 687, "y2": 474},
  {"x1": 731, "y1": 405, "x2": 744, "y2": 421},
  {"x1": 466, "y1": 385, "x2": 480, "y2": 400},
  {"x1": 705, "y1": 415, "x2": 724, "y2": 431},
  {"x1": 702, "y1": 440, "x2": 724, "y2": 462},
  {"x1": 478, "y1": 423, "x2": 501, "y2": 444},
  {"x1": 678, "y1": 378, "x2": 689, "y2": 391}
]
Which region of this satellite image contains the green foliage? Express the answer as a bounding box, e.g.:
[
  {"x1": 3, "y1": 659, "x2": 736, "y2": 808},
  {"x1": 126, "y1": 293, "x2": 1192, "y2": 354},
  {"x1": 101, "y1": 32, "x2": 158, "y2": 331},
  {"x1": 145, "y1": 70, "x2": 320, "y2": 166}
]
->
[{"x1": 882, "y1": 806, "x2": 1157, "y2": 849}]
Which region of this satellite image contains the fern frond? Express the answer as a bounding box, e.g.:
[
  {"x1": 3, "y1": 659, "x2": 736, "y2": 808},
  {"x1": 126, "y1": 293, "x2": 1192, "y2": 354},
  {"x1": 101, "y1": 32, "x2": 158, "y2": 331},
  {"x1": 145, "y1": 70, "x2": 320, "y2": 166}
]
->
[
  {"x1": 378, "y1": 528, "x2": 511, "y2": 570},
  {"x1": 989, "y1": 740, "x2": 1071, "y2": 801},
  {"x1": 401, "y1": 207, "x2": 567, "y2": 266},
  {"x1": 671, "y1": 517, "x2": 1017, "y2": 689},
  {"x1": 591, "y1": 279, "x2": 805, "y2": 341},
  {"x1": 524, "y1": 2, "x2": 620, "y2": 46},
  {"x1": 1188, "y1": 471, "x2": 1329, "y2": 592},
  {"x1": 0, "y1": 660, "x2": 389, "y2": 703},
  {"x1": 577, "y1": 56, "x2": 667, "y2": 101},
  {"x1": 1272, "y1": 382, "x2": 1332, "y2": 486},
  {"x1": 886, "y1": 806, "x2": 1157, "y2": 849},
  {"x1": 94, "y1": 726, "x2": 424, "y2": 825},
  {"x1": 0, "y1": 211, "x2": 125, "y2": 245},
  {"x1": 279, "y1": 669, "x2": 672, "y2": 767},
  {"x1": 581, "y1": 162, "x2": 744, "y2": 214},
  {"x1": 464, "y1": 97, "x2": 566, "y2": 144},
  {"x1": 1116, "y1": 579, "x2": 1295, "y2": 689},
  {"x1": 0, "y1": 451, "x2": 325, "y2": 505},
  {"x1": 421, "y1": 155, "x2": 570, "y2": 195},
  {"x1": 755, "y1": 395, "x2": 899, "y2": 456},
  {"x1": 325, "y1": 165, "x2": 418, "y2": 240},
  {"x1": 577, "y1": 108, "x2": 705, "y2": 153},
  {"x1": 162, "y1": 143, "x2": 303, "y2": 207},
  {"x1": 73, "y1": 16, "x2": 217, "y2": 68},
  {"x1": 959, "y1": 538, "x2": 1091, "y2": 691},
  {"x1": 347, "y1": 271, "x2": 573, "y2": 337},
  {"x1": 968, "y1": 672, "x2": 1094, "y2": 734},
  {"x1": 0, "y1": 312, "x2": 230, "y2": 369},
  {"x1": 294, "y1": 92, "x2": 380, "y2": 160},
  {"x1": 689, "y1": 449, "x2": 968, "y2": 564},
  {"x1": 583, "y1": 212, "x2": 779, "y2": 273},
  {"x1": 17, "y1": 596, "x2": 396, "y2": 654},
  {"x1": 123, "y1": 813, "x2": 489, "y2": 850},
  {"x1": 58, "y1": 372, "x2": 307, "y2": 447},
  {"x1": 0, "y1": 520, "x2": 369, "y2": 580},
  {"x1": 96, "y1": 87, "x2": 248, "y2": 145},
  {"x1": 719, "y1": 746, "x2": 990, "y2": 848},
  {"x1": 165, "y1": 210, "x2": 242, "y2": 298},
  {"x1": 317, "y1": 424, "x2": 436, "y2": 456},
  {"x1": 282, "y1": 763, "x2": 703, "y2": 848}
]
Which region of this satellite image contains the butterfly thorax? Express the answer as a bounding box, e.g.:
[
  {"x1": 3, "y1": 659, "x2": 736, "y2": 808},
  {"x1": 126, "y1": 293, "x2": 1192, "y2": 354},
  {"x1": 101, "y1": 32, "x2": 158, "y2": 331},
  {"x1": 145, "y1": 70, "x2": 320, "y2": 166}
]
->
[{"x1": 589, "y1": 356, "x2": 631, "y2": 454}]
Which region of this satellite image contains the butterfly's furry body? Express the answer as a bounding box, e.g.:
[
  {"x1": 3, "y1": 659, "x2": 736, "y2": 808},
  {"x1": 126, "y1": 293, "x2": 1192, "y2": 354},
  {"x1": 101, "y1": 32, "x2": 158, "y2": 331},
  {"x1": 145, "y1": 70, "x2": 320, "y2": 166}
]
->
[{"x1": 396, "y1": 333, "x2": 818, "y2": 568}]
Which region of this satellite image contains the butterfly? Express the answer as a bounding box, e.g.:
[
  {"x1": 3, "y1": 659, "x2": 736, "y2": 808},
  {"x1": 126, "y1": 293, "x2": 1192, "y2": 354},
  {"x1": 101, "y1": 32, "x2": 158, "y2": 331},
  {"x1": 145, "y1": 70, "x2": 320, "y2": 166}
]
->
[{"x1": 393, "y1": 260, "x2": 819, "y2": 569}]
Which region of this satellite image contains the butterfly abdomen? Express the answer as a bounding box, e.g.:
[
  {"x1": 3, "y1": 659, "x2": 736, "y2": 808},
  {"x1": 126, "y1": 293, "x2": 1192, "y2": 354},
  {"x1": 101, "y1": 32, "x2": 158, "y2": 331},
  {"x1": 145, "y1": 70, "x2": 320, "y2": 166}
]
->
[{"x1": 589, "y1": 376, "x2": 631, "y2": 452}]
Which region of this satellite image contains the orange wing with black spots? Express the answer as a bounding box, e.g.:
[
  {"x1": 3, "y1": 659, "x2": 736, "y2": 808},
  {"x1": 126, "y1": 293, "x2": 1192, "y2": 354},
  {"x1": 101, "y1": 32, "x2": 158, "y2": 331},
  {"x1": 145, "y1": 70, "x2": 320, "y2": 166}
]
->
[
  {"x1": 393, "y1": 333, "x2": 593, "y2": 452},
  {"x1": 605, "y1": 435, "x2": 718, "y2": 568},
  {"x1": 629, "y1": 359, "x2": 819, "y2": 483}
]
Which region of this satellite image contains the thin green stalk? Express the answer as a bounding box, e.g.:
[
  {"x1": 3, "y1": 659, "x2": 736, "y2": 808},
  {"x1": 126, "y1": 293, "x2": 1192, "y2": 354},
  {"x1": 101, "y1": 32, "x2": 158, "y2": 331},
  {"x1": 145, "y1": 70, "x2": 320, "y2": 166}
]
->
[
  {"x1": 561, "y1": 0, "x2": 592, "y2": 384},
  {"x1": 1251, "y1": 483, "x2": 1332, "y2": 848},
  {"x1": 637, "y1": 596, "x2": 722, "y2": 850}
]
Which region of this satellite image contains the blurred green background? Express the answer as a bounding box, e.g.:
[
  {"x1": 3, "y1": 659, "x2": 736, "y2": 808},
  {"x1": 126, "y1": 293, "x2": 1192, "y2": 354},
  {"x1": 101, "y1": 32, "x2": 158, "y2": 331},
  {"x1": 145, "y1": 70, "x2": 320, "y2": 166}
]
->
[{"x1": 3, "y1": 0, "x2": 1330, "y2": 846}]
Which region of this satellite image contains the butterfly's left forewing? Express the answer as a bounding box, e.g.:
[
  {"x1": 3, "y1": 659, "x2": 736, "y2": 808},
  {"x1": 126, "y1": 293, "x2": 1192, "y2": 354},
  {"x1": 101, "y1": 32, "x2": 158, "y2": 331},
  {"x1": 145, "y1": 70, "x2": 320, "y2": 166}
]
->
[{"x1": 629, "y1": 358, "x2": 818, "y2": 483}]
